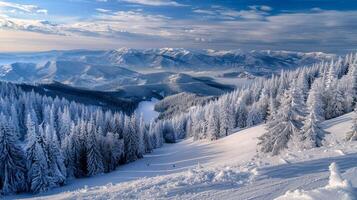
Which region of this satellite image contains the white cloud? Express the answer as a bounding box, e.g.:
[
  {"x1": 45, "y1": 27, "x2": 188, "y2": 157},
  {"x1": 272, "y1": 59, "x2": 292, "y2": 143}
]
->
[
  {"x1": 249, "y1": 5, "x2": 273, "y2": 12},
  {"x1": 193, "y1": 9, "x2": 216, "y2": 15},
  {"x1": 260, "y1": 5, "x2": 272, "y2": 11},
  {"x1": 96, "y1": 8, "x2": 111, "y2": 13},
  {"x1": 120, "y1": 0, "x2": 186, "y2": 7},
  {"x1": 0, "y1": 1, "x2": 46, "y2": 14},
  {"x1": 37, "y1": 9, "x2": 48, "y2": 15},
  {"x1": 193, "y1": 5, "x2": 270, "y2": 20}
]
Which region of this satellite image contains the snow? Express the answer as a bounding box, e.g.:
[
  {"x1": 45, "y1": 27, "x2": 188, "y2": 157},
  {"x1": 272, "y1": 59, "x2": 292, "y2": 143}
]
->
[
  {"x1": 275, "y1": 163, "x2": 354, "y2": 200},
  {"x1": 8, "y1": 112, "x2": 357, "y2": 200},
  {"x1": 135, "y1": 98, "x2": 159, "y2": 123}
]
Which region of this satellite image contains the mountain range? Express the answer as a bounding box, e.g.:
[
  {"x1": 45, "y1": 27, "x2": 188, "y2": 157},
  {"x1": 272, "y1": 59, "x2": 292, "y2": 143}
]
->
[
  {"x1": 0, "y1": 48, "x2": 334, "y2": 97},
  {"x1": 0, "y1": 48, "x2": 334, "y2": 71}
]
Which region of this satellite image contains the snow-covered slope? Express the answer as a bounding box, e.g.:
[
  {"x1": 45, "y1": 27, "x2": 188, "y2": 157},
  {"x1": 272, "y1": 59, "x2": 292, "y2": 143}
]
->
[{"x1": 10, "y1": 112, "x2": 357, "y2": 200}]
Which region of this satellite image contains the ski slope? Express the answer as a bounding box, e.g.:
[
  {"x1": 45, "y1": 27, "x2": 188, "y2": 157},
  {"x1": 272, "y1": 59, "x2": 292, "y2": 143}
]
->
[{"x1": 10, "y1": 113, "x2": 357, "y2": 200}]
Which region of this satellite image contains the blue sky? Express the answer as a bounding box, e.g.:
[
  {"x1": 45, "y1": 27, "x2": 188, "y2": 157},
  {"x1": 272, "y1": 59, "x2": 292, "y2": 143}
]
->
[{"x1": 0, "y1": 0, "x2": 356, "y2": 53}]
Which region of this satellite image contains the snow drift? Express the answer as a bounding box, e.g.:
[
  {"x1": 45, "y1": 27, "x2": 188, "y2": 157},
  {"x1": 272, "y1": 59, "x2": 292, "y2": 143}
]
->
[{"x1": 276, "y1": 162, "x2": 355, "y2": 200}]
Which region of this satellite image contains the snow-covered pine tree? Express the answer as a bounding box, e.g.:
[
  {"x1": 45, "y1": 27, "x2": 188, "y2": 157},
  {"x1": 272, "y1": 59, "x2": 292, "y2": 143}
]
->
[
  {"x1": 267, "y1": 94, "x2": 277, "y2": 121},
  {"x1": 138, "y1": 114, "x2": 146, "y2": 156},
  {"x1": 101, "y1": 132, "x2": 114, "y2": 172},
  {"x1": 338, "y1": 75, "x2": 354, "y2": 113},
  {"x1": 154, "y1": 122, "x2": 163, "y2": 148},
  {"x1": 235, "y1": 99, "x2": 248, "y2": 128},
  {"x1": 306, "y1": 78, "x2": 325, "y2": 121},
  {"x1": 207, "y1": 106, "x2": 220, "y2": 140},
  {"x1": 58, "y1": 107, "x2": 71, "y2": 139},
  {"x1": 219, "y1": 101, "x2": 234, "y2": 137},
  {"x1": 44, "y1": 123, "x2": 66, "y2": 187},
  {"x1": 0, "y1": 114, "x2": 27, "y2": 194},
  {"x1": 301, "y1": 108, "x2": 326, "y2": 149},
  {"x1": 348, "y1": 56, "x2": 357, "y2": 103},
  {"x1": 326, "y1": 59, "x2": 338, "y2": 88},
  {"x1": 77, "y1": 120, "x2": 88, "y2": 177},
  {"x1": 325, "y1": 79, "x2": 345, "y2": 119},
  {"x1": 86, "y1": 119, "x2": 104, "y2": 176},
  {"x1": 131, "y1": 114, "x2": 142, "y2": 159},
  {"x1": 297, "y1": 70, "x2": 309, "y2": 101},
  {"x1": 123, "y1": 115, "x2": 138, "y2": 162},
  {"x1": 62, "y1": 128, "x2": 75, "y2": 179},
  {"x1": 25, "y1": 114, "x2": 51, "y2": 193},
  {"x1": 258, "y1": 82, "x2": 305, "y2": 155},
  {"x1": 346, "y1": 105, "x2": 357, "y2": 141},
  {"x1": 246, "y1": 102, "x2": 263, "y2": 127}
]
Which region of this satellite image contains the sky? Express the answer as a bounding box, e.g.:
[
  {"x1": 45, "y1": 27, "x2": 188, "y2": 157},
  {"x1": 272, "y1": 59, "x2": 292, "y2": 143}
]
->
[{"x1": 0, "y1": 0, "x2": 356, "y2": 53}]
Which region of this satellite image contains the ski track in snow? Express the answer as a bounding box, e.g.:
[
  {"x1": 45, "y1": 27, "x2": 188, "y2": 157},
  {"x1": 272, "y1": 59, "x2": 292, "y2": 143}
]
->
[{"x1": 8, "y1": 112, "x2": 357, "y2": 200}]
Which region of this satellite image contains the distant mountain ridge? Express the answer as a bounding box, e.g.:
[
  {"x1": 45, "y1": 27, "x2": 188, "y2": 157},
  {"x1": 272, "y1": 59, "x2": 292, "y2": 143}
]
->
[
  {"x1": 0, "y1": 48, "x2": 334, "y2": 71},
  {"x1": 97, "y1": 48, "x2": 334, "y2": 71}
]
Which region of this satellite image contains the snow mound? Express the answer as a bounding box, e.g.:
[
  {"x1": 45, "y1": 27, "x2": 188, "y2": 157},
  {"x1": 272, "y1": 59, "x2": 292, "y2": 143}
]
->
[
  {"x1": 46, "y1": 165, "x2": 251, "y2": 200},
  {"x1": 275, "y1": 162, "x2": 354, "y2": 200}
]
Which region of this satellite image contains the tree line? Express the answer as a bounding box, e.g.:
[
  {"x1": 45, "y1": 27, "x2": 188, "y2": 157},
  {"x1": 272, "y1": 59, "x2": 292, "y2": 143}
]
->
[{"x1": 0, "y1": 83, "x2": 164, "y2": 194}]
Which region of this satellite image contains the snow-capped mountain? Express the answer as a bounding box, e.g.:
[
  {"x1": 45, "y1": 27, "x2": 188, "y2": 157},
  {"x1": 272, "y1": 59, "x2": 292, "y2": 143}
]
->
[
  {"x1": 0, "y1": 61, "x2": 233, "y2": 96},
  {"x1": 0, "y1": 48, "x2": 334, "y2": 93},
  {"x1": 0, "y1": 60, "x2": 140, "y2": 90},
  {"x1": 0, "y1": 48, "x2": 334, "y2": 71},
  {"x1": 82, "y1": 48, "x2": 335, "y2": 71}
]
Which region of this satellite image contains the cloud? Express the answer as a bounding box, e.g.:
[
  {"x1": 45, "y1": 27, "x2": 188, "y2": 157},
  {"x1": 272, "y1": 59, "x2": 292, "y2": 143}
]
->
[
  {"x1": 37, "y1": 9, "x2": 48, "y2": 15},
  {"x1": 96, "y1": 8, "x2": 111, "y2": 13},
  {"x1": 193, "y1": 5, "x2": 271, "y2": 20},
  {"x1": 249, "y1": 5, "x2": 272, "y2": 12},
  {"x1": 0, "y1": 1, "x2": 47, "y2": 14},
  {"x1": 120, "y1": 0, "x2": 186, "y2": 7},
  {"x1": 0, "y1": 2, "x2": 356, "y2": 53}
]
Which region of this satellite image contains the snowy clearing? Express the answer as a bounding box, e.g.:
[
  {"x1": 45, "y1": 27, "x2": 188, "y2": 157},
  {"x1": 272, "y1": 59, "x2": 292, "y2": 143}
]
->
[{"x1": 135, "y1": 98, "x2": 160, "y2": 123}]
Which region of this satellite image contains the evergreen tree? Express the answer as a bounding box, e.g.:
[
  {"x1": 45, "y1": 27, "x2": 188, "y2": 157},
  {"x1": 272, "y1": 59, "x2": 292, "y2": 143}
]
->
[
  {"x1": 123, "y1": 116, "x2": 138, "y2": 162},
  {"x1": 306, "y1": 78, "x2": 325, "y2": 121},
  {"x1": 62, "y1": 129, "x2": 75, "y2": 179},
  {"x1": 207, "y1": 106, "x2": 220, "y2": 140},
  {"x1": 58, "y1": 107, "x2": 71, "y2": 139},
  {"x1": 0, "y1": 114, "x2": 27, "y2": 194},
  {"x1": 258, "y1": 84, "x2": 305, "y2": 155},
  {"x1": 325, "y1": 79, "x2": 345, "y2": 119},
  {"x1": 301, "y1": 109, "x2": 326, "y2": 149},
  {"x1": 346, "y1": 105, "x2": 357, "y2": 141},
  {"x1": 219, "y1": 101, "x2": 234, "y2": 137},
  {"x1": 44, "y1": 124, "x2": 66, "y2": 186},
  {"x1": 246, "y1": 103, "x2": 263, "y2": 127},
  {"x1": 25, "y1": 114, "x2": 51, "y2": 193},
  {"x1": 86, "y1": 119, "x2": 104, "y2": 176}
]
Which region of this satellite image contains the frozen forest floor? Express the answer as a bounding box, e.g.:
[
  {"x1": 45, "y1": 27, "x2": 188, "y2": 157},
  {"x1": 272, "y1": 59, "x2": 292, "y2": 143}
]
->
[{"x1": 9, "y1": 112, "x2": 357, "y2": 200}]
